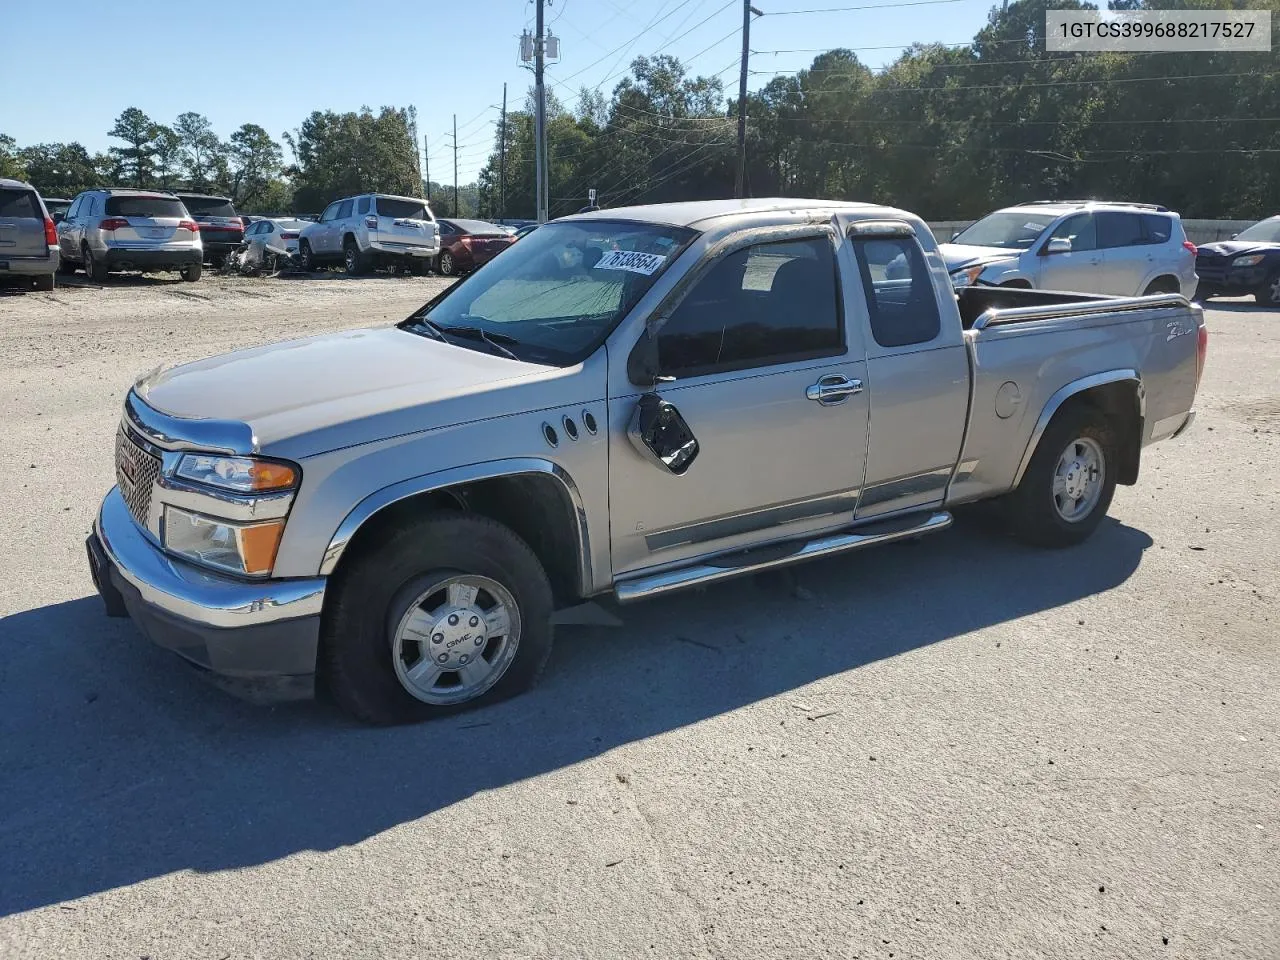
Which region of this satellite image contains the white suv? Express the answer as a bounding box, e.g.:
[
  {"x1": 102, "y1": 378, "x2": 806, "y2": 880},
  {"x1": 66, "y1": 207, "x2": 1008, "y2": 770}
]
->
[
  {"x1": 939, "y1": 202, "x2": 1198, "y2": 297},
  {"x1": 298, "y1": 193, "x2": 440, "y2": 275}
]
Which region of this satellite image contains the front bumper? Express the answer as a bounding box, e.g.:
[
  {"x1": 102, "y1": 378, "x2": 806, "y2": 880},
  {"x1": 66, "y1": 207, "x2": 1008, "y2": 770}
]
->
[
  {"x1": 89, "y1": 486, "x2": 325, "y2": 701},
  {"x1": 1195, "y1": 262, "x2": 1269, "y2": 292}
]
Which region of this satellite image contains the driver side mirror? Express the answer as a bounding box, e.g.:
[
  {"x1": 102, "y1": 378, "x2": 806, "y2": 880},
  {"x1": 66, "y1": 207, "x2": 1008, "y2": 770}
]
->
[
  {"x1": 1230, "y1": 233, "x2": 1238, "y2": 240},
  {"x1": 628, "y1": 393, "x2": 699, "y2": 476},
  {"x1": 1043, "y1": 237, "x2": 1072, "y2": 256},
  {"x1": 950, "y1": 231, "x2": 959, "y2": 242}
]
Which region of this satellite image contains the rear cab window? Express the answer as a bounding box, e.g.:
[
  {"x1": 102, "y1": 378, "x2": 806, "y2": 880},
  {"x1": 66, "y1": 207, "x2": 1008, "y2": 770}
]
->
[
  {"x1": 105, "y1": 195, "x2": 187, "y2": 219},
  {"x1": 375, "y1": 197, "x2": 433, "y2": 221},
  {"x1": 179, "y1": 197, "x2": 237, "y2": 218},
  {"x1": 0, "y1": 189, "x2": 40, "y2": 219},
  {"x1": 850, "y1": 236, "x2": 942, "y2": 348}
]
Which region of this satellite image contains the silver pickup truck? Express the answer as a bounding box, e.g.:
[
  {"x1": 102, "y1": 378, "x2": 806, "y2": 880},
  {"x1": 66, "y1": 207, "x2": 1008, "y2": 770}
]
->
[{"x1": 86, "y1": 199, "x2": 1207, "y2": 723}]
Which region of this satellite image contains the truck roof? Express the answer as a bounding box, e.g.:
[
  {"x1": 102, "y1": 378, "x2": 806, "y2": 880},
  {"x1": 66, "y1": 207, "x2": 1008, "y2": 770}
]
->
[{"x1": 566, "y1": 197, "x2": 880, "y2": 229}]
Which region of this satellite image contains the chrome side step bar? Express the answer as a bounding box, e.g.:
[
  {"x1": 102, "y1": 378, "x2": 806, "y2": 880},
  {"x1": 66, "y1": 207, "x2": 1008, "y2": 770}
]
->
[{"x1": 613, "y1": 511, "x2": 953, "y2": 604}]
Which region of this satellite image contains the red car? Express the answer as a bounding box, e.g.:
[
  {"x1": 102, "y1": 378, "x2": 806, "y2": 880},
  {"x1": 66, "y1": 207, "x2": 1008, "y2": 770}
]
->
[{"x1": 435, "y1": 219, "x2": 515, "y2": 276}]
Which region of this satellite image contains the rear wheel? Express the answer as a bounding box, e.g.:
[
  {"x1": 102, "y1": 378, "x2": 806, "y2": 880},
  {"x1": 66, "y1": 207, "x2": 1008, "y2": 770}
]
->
[
  {"x1": 180, "y1": 261, "x2": 202, "y2": 282},
  {"x1": 33, "y1": 273, "x2": 55, "y2": 292},
  {"x1": 83, "y1": 245, "x2": 108, "y2": 283},
  {"x1": 1005, "y1": 404, "x2": 1118, "y2": 548},
  {"x1": 1142, "y1": 277, "x2": 1179, "y2": 296},
  {"x1": 322, "y1": 511, "x2": 554, "y2": 724},
  {"x1": 344, "y1": 239, "x2": 368, "y2": 275},
  {"x1": 1256, "y1": 271, "x2": 1280, "y2": 307},
  {"x1": 298, "y1": 241, "x2": 315, "y2": 272}
]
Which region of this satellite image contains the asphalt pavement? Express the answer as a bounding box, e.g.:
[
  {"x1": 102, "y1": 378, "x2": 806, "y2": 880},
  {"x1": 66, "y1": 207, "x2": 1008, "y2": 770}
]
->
[{"x1": 0, "y1": 275, "x2": 1276, "y2": 959}]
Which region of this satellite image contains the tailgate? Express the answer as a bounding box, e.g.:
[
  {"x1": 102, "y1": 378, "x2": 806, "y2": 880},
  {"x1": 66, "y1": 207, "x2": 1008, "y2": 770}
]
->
[
  {"x1": 371, "y1": 197, "x2": 438, "y2": 250},
  {"x1": 0, "y1": 189, "x2": 48, "y2": 258}
]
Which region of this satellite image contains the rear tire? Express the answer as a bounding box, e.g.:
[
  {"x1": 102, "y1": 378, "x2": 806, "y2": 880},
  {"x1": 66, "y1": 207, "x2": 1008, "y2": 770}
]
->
[
  {"x1": 1142, "y1": 277, "x2": 1179, "y2": 296},
  {"x1": 322, "y1": 511, "x2": 554, "y2": 725},
  {"x1": 1005, "y1": 404, "x2": 1118, "y2": 548},
  {"x1": 1255, "y1": 271, "x2": 1280, "y2": 307},
  {"x1": 33, "y1": 273, "x2": 55, "y2": 292},
  {"x1": 344, "y1": 239, "x2": 368, "y2": 276},
  {"x1": 83, "y1": 245, "x2": 108, "y2": 283},
  {"x1": 180, "y1": 261, "x2": 202, "y2": 282}
]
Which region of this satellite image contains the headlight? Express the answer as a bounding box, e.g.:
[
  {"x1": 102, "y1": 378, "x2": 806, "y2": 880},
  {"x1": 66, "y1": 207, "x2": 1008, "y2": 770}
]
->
[
  {"x1": 1232, "y1": 254, "x2": 1265, "y2": 267},
  {"x1": 176, "y1": 454, "x2": 298, "y2": 493},
  {"x1": 163, "y1": 506, "x2": 285, "y2": 577},
  {"x1": 950, "y1": 265, "x2": 984, "y2": 288}
]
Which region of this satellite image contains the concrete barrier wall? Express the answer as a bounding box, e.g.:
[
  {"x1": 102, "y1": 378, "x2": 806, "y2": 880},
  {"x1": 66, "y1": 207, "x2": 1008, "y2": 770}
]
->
[{"x1": 926, "y1": 219, "x2": 1256, "y2": 245}]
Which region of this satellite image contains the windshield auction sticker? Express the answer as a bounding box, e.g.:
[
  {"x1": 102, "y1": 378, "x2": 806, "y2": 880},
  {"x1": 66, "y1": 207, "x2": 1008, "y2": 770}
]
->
[
  {"x1": 594, "y1": 250, "x2": 667, "y2": 275},
  {"x1": 1046, "y1": 10, "x2": 1271, "y2": 51}
]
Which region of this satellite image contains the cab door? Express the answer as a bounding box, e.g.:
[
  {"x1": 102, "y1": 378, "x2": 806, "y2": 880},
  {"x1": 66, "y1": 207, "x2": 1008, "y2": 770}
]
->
[{"x1": 606, "y1": 227, "x2": 871, "y2": 578}]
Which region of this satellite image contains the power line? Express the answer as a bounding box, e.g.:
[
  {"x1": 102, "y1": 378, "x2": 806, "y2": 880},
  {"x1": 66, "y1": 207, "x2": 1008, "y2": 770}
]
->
[
  {"x1": 557, "y1": 0, "x2": 700, "y2": 84},
  {"x1": 746, "y1": 68, "x2": 1276, "y2": 91},
  {"x1": 765, "y1": 0, "x2": 966, "y2": 12}
]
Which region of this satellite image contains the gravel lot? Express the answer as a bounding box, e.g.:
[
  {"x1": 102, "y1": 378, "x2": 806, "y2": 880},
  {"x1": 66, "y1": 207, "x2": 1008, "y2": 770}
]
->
[{"x1": 1, "y1": 273, "x2": 1276, "y2": 959}]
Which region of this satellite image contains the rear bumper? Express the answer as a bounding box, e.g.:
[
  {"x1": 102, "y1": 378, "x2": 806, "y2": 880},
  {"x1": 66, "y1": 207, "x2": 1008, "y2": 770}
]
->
[
  {"x1": 369, "y1": 240, "x2": 440, "y2": 258},
  {"x1": 199, "y1": 234, "x2": 244, "y2": 258},
  {"x1": 0, "y1": 249, "x2": 59, "y2": 276},
  {"x1": 89, "y1": 486, "x2": 325, "y2": 702},
  {"x1": 102, "y1": 246, "x2": 203, "y2": 271}
]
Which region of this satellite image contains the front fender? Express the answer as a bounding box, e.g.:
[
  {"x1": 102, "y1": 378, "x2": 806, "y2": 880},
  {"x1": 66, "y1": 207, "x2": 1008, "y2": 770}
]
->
[{"x1": 317, "y1": 458, "x2": 592, "y2": 585}]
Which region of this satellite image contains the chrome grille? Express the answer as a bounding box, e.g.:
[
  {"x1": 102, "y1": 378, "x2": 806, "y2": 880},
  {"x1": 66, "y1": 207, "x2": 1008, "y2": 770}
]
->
[{"x1": 115, "y1": 426, "x2": 161, "y2": 527}]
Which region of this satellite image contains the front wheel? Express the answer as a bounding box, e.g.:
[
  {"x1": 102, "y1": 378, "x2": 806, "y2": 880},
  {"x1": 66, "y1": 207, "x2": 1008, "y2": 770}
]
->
[
  {"x1": 298, "y1": 241, "x2": 314, "y2": 272},
  {"x1": 1004, "y1": 405, "x2": 1118, "y2": 548},
  {"x1": 1256, "y1": 271, "x2": 1280, "y2": 307},
  {"x1": 321, "y1": 512, "x2": 554, "y2": 724},
  {"x1": 437, "y1": 250, "x2": 457, "y2": 276}
]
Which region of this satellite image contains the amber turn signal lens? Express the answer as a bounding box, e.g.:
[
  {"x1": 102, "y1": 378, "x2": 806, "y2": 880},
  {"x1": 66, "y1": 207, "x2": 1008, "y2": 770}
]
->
[
  {"x1": 248, "y1": 461, "x2": 298, "y2": 491},
  {"x1": 237, "y1": 521, "x2": 285, "y2": 576}
]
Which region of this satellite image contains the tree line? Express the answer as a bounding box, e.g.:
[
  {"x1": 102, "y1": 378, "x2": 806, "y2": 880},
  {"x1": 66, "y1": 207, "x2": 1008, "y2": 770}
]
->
[{"x1": 3, "y1": 0, "x2": 1277, "y2": 220}]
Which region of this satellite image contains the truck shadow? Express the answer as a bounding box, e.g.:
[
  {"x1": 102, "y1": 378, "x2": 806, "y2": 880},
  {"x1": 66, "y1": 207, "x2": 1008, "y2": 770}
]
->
[{"x1": 0, "y1": 514, "x2": 1151, "y2": 916}]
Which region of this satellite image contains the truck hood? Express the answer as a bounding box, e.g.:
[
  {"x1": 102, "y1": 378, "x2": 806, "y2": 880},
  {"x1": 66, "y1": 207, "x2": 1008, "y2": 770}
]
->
[
  {"x1": 135, "y1": 327, "x2": 583, "y2": 459},
  {"x1": 1196, "y1": 240, "x2": 1280, "y2": 258},
  {"x1": 937, "y1": 243, "x2": 1021, "y2": 271}
]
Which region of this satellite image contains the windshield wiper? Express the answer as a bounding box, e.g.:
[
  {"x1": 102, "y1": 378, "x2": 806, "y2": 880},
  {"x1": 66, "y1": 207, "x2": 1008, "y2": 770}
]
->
[
  {"x1": 440, "y1": 325, "x2": 522, "y2": 361},
  {"x1": 405, "y1": 317, "x2": 449, "y2": 343}
]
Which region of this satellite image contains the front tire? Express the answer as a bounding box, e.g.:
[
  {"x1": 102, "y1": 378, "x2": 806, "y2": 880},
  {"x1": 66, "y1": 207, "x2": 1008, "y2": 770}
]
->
[
  {"x1": 437, "y1": 250, "x2": 457, "y2": 277},
  {"x1": 298, "y1": 241, "x2": 315, "y2": 272},
  {"x1": 1005, "y1": 404, "x2": 1118, "y2": 548},
  {"x1": 322, "y1": 511, "x2": 554, "y2": 725},
  {"x1": 1256, "y1": 271, "x2": 1280, "y2": 307}
]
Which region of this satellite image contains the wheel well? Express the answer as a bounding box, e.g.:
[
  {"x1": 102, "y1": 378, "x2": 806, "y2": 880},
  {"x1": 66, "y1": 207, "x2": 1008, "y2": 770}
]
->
[
  {"x1": 329, "y1": 474, "x2": 585, "y2": 605},
  {"x1": 343, "y1": 233, "x2": 357, "y2": 247},
  {"x1": 1056, "y1": 381, "x2": 1143, "y2": 485},
  {"x1": 1144, "y1": 275, "x2": 1180, "y2": 294}
]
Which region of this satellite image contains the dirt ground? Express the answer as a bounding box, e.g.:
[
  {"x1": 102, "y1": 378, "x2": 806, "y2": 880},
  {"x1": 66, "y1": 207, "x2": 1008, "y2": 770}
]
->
[{"x1": 0, "y1": 272, "x2": 1276, "y2": 959}]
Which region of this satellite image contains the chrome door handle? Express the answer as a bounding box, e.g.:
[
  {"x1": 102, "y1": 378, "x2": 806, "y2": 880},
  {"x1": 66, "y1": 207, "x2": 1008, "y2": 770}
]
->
[{"x1": 806, "y1": 375, "x2": 863, "y2": 405}]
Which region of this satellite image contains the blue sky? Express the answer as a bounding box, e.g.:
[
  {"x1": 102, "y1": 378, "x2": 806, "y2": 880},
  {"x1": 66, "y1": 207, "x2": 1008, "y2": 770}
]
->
[{"x1": 0, "y1": 0, "x2": 997, "y2": 184}]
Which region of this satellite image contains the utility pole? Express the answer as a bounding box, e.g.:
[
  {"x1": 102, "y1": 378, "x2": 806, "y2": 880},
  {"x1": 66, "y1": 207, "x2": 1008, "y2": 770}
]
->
[
  {"x1": 453, "y1": 113, "x2": 459, "y2": 217},
  {"x1": 534, "y1": 0, "x2": 547, "y2": 222},
  {"x1": 499, "y1": 83, "x2": 507, "y2": 221},
  {"x1": 735, "y1": 3, "x2": 761, "y2": 199},
  {"x1": 424, "y1": 134, "x2": 431, "y2": 202}
]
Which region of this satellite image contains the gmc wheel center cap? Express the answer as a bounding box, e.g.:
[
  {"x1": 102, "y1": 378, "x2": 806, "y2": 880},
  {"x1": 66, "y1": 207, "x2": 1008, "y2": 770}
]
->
[{"x1": 428, "y1": 608, "x2": 487, "y2": 666}]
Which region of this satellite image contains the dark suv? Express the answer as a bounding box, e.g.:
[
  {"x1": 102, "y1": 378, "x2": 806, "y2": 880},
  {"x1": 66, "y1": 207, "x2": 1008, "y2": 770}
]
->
[
  {"x1": 0, "y1": 178, "x2": 60, "y2": 291},
  {"x1": 173, "y1": 193, "x2": 244, "y2": 266}
]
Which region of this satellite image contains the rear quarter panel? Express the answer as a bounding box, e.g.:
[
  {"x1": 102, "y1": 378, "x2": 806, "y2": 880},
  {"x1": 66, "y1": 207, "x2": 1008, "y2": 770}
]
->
[{"x1": 949, "y1": 303, "x2": 1201, "y2": 504}]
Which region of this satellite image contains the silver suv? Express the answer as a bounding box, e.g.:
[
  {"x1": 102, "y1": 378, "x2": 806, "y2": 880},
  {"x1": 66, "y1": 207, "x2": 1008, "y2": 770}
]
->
[
  {"x1": 939, "y1": 201, "x2": 1198, "y2": 297},
  {"x1": 57, "y1": 189, "x2": 203, "y2": 282},
  {"x1": 0, "y1": 178, "x2": 60, "y2": 291},
  {"x1": 297, "y1": 193, "x2": 440, "y2": 275}
]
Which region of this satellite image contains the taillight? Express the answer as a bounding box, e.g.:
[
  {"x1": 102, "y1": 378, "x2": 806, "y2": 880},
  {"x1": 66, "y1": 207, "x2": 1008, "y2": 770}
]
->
[
  {"x1": 1183, "y1": 240, "x2": 1198, "y2": 256},
  {"x1": 229, "y1": 217, "x2": 243, "y2": 228},
  {"x1": 365, "y1": 215, "x2": 378, "y2": 229},
  {"x1": 179, "y1": 220, "x2": 199, "y2": 232},
  {"x1": 43, "y1": 217, "x2": 57, "y2": 245},
  {"x1": 280, "y1": 232, "x2": 299, "y2": 240},
  {"x1": 1196, "y1": 324, "x2": 1208, "y2": 389},
  {"x1": 99, "y1": 217, "x2": 130, "y2": 231}
]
